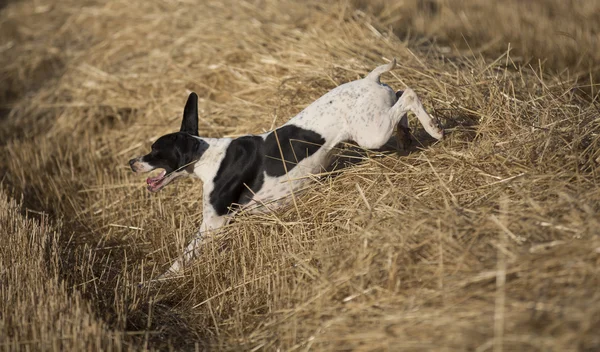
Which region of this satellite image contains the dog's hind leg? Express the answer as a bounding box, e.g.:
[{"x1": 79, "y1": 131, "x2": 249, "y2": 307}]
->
[
  {"x1": 390, "y1": 88, "x2": 443, "y2": 140},
  {"x1": 351, "y1": 88, "x2": 442, "y2": 150}
]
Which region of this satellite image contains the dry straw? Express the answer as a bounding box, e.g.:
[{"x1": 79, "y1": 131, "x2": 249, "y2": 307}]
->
[{"x1": 1, "y1": 0, "x2": 599, "y2": 350}]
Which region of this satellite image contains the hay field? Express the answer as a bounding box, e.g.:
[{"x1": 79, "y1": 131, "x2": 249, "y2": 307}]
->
[{"x1": 1, "y1": 0, "x2": 599, "y2": 350}]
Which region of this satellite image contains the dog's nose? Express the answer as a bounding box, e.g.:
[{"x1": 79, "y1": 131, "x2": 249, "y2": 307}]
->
[{"x1": 129, "y1": 158, "x2": 137, "y2": 170}]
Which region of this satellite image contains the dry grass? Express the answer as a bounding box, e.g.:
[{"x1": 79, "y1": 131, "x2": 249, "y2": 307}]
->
[
  {"x1": 0, "y1": 193, "x2": 126, "y2": 350},
  {"x1": 353, "y1": 0, "x2": 600, "y2": 86},
  {"x1": 1, "y1": 0, "x2": 600, "y2": 350}
]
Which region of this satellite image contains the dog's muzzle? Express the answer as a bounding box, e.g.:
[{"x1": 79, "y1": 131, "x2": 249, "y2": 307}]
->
[
  {"x1": 129, "y1": 158, "x2": 146, "y2": 173},
  {"x1": 128, "y1": 158, "x2": 137, "y2": 171},
  {"x1": 129, "y1": 158, "x2": 158, "y2": 175}
]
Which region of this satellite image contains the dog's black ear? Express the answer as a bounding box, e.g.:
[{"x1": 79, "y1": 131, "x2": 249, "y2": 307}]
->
[{"x1": 180, "y1": 92, "x2": 199, "y2": 136}]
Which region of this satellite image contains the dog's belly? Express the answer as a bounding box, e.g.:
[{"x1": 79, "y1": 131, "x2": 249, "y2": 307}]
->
[
  {"x1": 242, "y1": 147, "x2": 333, "y2": 214},
  {"x1": 242, "y1": 177, "x2": 306, "y2": 214}
]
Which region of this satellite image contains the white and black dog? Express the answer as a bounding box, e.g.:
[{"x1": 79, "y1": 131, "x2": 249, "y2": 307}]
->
[{"x1": 129, "y1": 59, "x2": 443, "y2": 280}]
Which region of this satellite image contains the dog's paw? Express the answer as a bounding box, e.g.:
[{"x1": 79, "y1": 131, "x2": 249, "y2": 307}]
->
[
  {"x1": 137, "y1": 269, "x2": 183, "y2": 287},
  {"x1": 155, "y1": 268, "x2": 182, "y2": 281}
]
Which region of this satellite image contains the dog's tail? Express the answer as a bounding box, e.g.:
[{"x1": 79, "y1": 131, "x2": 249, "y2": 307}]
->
[{"x1": 365, "y1": 58, "x2": 397, "y2": 83}]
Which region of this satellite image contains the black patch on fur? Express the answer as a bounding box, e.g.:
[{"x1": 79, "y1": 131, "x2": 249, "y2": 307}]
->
[
  {"x1": 208, "y1": 125, "x2": 325, "y2": 215},
  {"x1": 264, "y1": 125, "x2": 325, "y2": 177},
  {"x1": 209, "y1": 136, "x2": 266, "y2": 216},
  {"x1": 180, "y1": 92, "x2": 199, "y2": 136},
  {"x1": 141, "y1": 132, "x2": 208, "y2": 173}
]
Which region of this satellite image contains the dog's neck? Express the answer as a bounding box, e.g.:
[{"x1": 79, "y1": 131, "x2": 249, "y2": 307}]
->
[{"x1": 190, "y1": 137, "x2": 232, "y2": 183}]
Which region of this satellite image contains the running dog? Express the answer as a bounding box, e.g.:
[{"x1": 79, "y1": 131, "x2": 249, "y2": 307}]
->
[{"x1": 129, "y1": 59, "x2": 444, "y2": 280}]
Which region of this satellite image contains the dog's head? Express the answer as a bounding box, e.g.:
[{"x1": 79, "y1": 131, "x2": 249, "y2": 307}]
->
[{"x1": 129, "y1": 92, "x2": 209, "y2": 192}]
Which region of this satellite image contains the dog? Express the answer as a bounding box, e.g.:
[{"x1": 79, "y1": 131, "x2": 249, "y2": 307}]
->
[{"x1": 129, "y1": 59, "x2": 444, "y2": 280}]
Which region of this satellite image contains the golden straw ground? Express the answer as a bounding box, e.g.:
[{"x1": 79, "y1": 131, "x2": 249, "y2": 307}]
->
[{"x1": 1, "y1": 0, "x2": 599, "y2": 350}]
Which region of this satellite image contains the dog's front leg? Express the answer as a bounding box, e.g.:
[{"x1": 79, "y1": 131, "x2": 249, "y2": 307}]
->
[{"x1": 156, "y1": 209, "x2": 226, "y2": 281}]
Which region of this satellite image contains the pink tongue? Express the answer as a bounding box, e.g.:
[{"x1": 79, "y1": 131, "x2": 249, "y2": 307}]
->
[{"x1": 146, "y1": 170, "x2": 166, "y2": 185}]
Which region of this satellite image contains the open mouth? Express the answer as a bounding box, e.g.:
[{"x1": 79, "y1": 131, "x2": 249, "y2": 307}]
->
[{"x1": 146, "y1": 170, "x2": 169, "y2": 192}]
